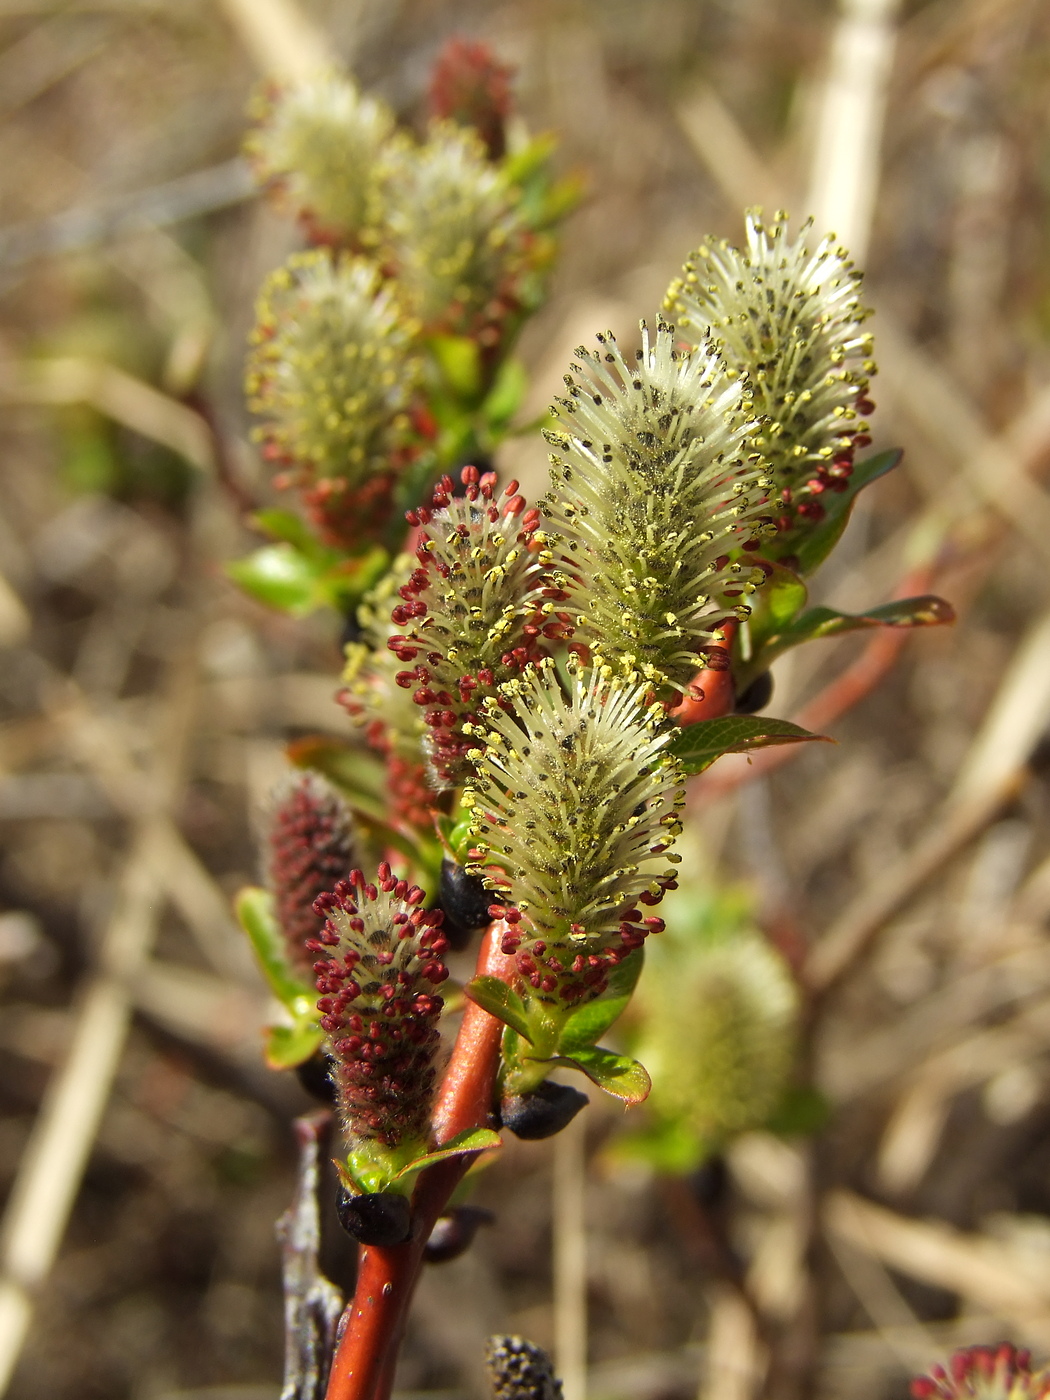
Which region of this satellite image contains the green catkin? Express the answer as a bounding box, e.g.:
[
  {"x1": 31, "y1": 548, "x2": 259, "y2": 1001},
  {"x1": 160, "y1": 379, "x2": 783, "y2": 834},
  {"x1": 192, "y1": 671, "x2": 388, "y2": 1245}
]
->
[
  {"x1": 246, "y1": 72, "x2": 393, "y2": 243},
  {"x1": 542, "y1": 320, "x2": 773, "y2": 696},
  {"x1": 463, "y1": 658, "x2": 684, "y2": 1004},
  {"x1": 664, "y1": 211, "x2": 873, "y2": 531}
]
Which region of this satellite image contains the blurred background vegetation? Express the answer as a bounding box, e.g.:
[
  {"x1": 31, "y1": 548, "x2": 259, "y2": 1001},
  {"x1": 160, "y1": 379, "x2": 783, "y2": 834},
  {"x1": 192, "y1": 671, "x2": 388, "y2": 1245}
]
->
[{"x1": 2, "y1": 2, "x2": 1050, "y2": 1399}]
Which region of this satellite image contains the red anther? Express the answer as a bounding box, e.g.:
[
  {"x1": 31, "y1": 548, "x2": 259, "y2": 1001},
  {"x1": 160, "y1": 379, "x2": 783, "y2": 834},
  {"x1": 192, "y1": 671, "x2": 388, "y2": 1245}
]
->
[
  {"x1": 501, "y1": 934, "x2": 521, "y2": 953},
  {"x1": 713, "y1": 554, "x2": 730, "y2": 570},
  {"x1": 643, "y1": 917, "x2": 665, "y2": 933},
  {"x1": 461, "y1": 464, "x2": 480, "y2": 486},
  {"x1": 503, "y1": 479, "x2": 519, "y2": 497},
  {"x1": 395, "y1": 671, "x2": 416, "y2": 688},
  {"x1": 505, "y1": 495, "x2": 525, "y2": 517},
  {"x1": 479, "y1": 471, "x2": 497, "y2": 492},
  {"x1": 503, "y1": 907, "x2": 521, "y2": 923},
  {"x1": 853, "y1": 433, "x2": 872, "y2": 447},
  {"x1": 413, "y1": 688, "x2": 437, "y2": 706},
  {"x1": 365, "y1": 884, "x2": 378, "y2": 902},
  {"x1": 478, "y1": 668, "x2": 495, "y2": 687},
  {"x1": 540, "y1": 975, "x2": 557, "y2": 993},
  {"x1": 350, "y1": 870, "x2": 365, "y2": 889}
]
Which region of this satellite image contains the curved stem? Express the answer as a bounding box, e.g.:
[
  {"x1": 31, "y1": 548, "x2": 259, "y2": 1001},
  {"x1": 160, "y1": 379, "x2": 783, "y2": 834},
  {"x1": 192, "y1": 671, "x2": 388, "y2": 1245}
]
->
[{"x1": 323, "y1": 924, "x2": 516, "y2": 1400}]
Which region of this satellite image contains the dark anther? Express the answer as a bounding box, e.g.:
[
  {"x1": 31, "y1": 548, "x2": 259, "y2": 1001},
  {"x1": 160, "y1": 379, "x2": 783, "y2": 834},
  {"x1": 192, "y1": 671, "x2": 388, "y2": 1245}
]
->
[
  {"x1": 500, "y1": 1080, "x2": 589, "y2": 1140},
  {"x1": 335, "y1": 1188, "x2": 413, "y2": 1246},
  {"x1": 423, "y1": 1205, "x2": 495, "y2": 1264},
  {"x1": 295, "y1": 1051, "x2": 336, "y2": 1106},
  {"x1": 438, "y1": 857, "x2": 503, "y2": 950},
  {"x1": 734, "y1": 671, "x2": 774, "y2": 714}
]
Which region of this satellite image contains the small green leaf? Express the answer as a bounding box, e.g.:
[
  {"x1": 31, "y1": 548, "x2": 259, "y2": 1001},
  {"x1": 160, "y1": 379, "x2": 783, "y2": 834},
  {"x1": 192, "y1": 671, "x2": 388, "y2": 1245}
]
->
[
  {"x1": 776, "y1": 449, "x2": 903, "y2": 576},
  {"x1": 226, "y1": 543, "x2": 321, "y2": 616},
  {"x1": 251, "y1": 507, "x2": 317, "y2": 554},
  {"x1": 264, "y1": 1021, "x2": 324, "y2": 1070},
  {"x1": 559, "y1": 949, "x2": 644, "y2": 1054},
  {"x1": 235, "y1": 886, "x2": 314, "y2": 1011},
  {"x1": 789, "y1": 596, "x2": 956, "y2": 641},
  {"x1": 670, "y1": 715, "x2": 829, "y2": 777},
  {"x1": 465, "y1": 976, "x2": 533, "y2": 1042},
  {"x1": 550, "y1": 1047, "x2": 652, "y2": 1104},
  {"x1": 392, "y1": 1127, "x2": 503, "y2": 1180}
]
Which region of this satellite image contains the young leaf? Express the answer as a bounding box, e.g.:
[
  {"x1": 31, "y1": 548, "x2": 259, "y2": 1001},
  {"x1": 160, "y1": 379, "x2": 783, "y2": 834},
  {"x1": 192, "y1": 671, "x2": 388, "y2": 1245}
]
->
[
  {"x1": 670, "y1": 715, "x2": 829, "y2": 777},
  {"x1": 264, "y1": 1021, "x2": 324, "y2": 1071},
  {"x1": 550, "y1": 1047, "x2": 652, "y2": 1105},
  {"x1": 775, "y1": 449, "x2": 902, "y2": 576},
  {"x1": 251, "y1": 507, "x2": 318, "y2": 555},
  {"x1": 558, "y1": 949, "x2": 644, "y2": 1053},
  {"x1": 235, "y1": 886, "x2": 315, "y2": 1011},
  {"x1": 226, "y1": 543, "x2": 321, "y2": 616},
  {"x1": 789, "y1": 596, "x2": 955, "y2": 641},
  {"x1": 465, "y1": 976, "x2": 533, "y2": 1042},
  {"x1": 392, "y1": 1127, "x2": 503, "y2": 1180}
]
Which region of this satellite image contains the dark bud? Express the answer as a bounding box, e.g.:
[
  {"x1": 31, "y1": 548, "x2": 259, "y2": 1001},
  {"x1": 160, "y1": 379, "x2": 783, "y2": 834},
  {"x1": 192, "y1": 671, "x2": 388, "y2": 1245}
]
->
[
  {"x1": 735, "y1": 671, "x2": 774, "y2": 714},
  {"x1": 485, "y1": 1335, "x2": 562, "y2": 1400},
  {"x1": 335, "y1": 1188, "x2": 412, "y2": 1247},
  {"x1": 439, "y1": 858, "x2": 503, "y2": 950},
  {"x1": 500, "y1": 1081, "x2": 588, "y2": 1141},
  {"x1": 423, "y1": 1205, "x2": 495, "y2": 1264},
  {"x1": 295, "y1": 1051, "x2": 336, "y2": 1106}
]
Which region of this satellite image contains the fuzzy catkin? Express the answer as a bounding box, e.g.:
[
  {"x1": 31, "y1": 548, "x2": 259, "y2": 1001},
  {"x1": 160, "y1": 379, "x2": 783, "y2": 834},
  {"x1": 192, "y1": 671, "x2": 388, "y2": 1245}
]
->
[
  {"x1": 246, "y1": 250, "x2": 419, "y2": 489},
  {"x1": 543, "y1": 320, "x2": 772, "y2": 695},
  {"x1": 267, "y1": 772, "x2": 357, "y2": 975},
  {"x1": 310, "y1": 866, "x2": 448, "y2": 1147},
  {"x1": 341, "y1": 557, "x2": 433, "y2": 832},
  {"x1": 632, "y1": 910, "x2": 797, "y2": 1160},
  {"x1": 387, "y1": 468, "x2": 566, "y2": 789},
  {"x1": 912, "y1": 1347, "x2": 1050, "y2": 1400},
  {"x1": 380, "y1": 121, "x2": 528, "y2": 337},
  {"x1": 664, "y1": 212, "x2": 873, "y2": 531},
  {"x1": 246, "y1": 72, "x2": 392, "y2": 244},
  {"x1": 463, "y1": 658, "x2": 683, "y2": 1003}
]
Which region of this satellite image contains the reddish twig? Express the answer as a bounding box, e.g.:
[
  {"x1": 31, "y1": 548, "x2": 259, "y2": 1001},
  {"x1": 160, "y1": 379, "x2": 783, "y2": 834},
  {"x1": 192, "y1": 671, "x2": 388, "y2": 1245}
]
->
[{"x1": 323, "y1": 923, "x2": 516, "y2": 1400}]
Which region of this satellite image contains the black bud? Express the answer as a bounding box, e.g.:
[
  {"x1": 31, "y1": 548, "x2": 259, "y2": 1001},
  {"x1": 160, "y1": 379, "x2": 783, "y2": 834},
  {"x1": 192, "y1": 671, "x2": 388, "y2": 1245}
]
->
[
  {"x1": 500, "y1": 1080, "x2": 588, "y2": 1141},
  {"x1": 335, "y1": 1188, "x2": 412, "y2": 1246},
  {"x1": 438, "y1": 858, "x2": 503, "y2": 951},
  {"x1": 423, "y1": 1205, "x2": 495, "y2": 1264},
  {"x1": 295, "y1": 1051, "x2": 336, "y2": 1106},
  {"x1": 735, "y1": 670, "x2": 774, "y2": 714}
]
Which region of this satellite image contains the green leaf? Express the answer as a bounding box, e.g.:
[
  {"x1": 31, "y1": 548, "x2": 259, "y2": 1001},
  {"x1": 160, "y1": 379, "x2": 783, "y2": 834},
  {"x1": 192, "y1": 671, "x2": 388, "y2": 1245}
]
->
[
  {"x1": 744, "y1": 594, "x2": 956, "y2": 681},
  {"x1": 234, "y1": 886, "x2": 315, "y2": 1012},
  {"x1": 429, "y1": 335, "x2": 483, "y2": 402},
  {"x1": 670, "y1": 714, "x2": 829, "y2": 777},
  {"x1": 776, "y1": 449, "x2": 903, "y2": 576},
  {"x1": 392, "y1": 1127, "x2": 503, "y2": 1180},
  {"x1": 788, "y1": 596, "x2": 956, "y2": 642},
  {"x1": 264, "y1": 1021, "x2": 324, "y2": 1070},
  {"x1": 226, "y1": 543, "x2": 321, "y2": 616},
  {"x1": 480, "y1": 358, "x2": 527, "y2": 432},
  {"x1": 251, "y1": 507, "x2": 317, "y2": 554},
  {"x1": 465, "y1": 976, "x2": 533, "y2": 1042},
  {"x1": 549, "y1": 1047, "x2": 652, "y2": 1105},
  {"x1": 558, "y1": 949, "x2": 644, "y2": 1054}
]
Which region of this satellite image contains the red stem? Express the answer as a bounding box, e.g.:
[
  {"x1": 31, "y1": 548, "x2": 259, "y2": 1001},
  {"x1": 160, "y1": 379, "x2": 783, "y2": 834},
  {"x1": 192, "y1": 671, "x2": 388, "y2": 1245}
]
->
[{"x1": 323, "y1": 924, "x2": 516, "y2": 1400}]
